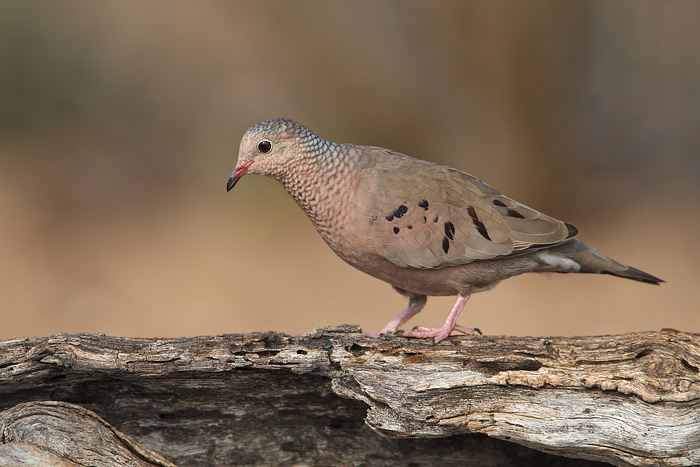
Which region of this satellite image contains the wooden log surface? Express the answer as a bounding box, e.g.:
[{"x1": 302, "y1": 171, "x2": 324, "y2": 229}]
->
[
  {"x1": 0, "y1": 401, "x2": 176, "y2": 467},
  {"x1": 1, "y1": 326, "x2": 699, "y2": 466}
]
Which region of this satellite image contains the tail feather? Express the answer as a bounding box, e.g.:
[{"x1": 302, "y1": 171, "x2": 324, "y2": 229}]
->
[
  {"x1": 541, "y1": 239, "x2": 664, "y2": 285},
  {"x1": 601, "y1": 266, "x2": 664, "y2": 285}
]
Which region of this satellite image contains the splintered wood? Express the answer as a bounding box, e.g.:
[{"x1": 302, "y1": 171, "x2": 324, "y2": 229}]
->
[{"x1": 1, "y1": 327, "x2": 698, "y2": 466}]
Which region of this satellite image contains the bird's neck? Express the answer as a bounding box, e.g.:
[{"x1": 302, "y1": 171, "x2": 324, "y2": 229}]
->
[{"x1": 277, "y1": 143, "x2": 355, "y2": 242}]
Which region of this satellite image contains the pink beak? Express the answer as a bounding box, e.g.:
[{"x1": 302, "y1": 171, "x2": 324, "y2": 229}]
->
[{"x1": 227, "y1": 160, "x2": 254, "y2": 191}]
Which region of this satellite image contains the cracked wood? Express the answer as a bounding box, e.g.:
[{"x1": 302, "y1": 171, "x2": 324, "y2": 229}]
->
[{"x1": 1, "y1": 327, "x2": 699, "y2": 466}]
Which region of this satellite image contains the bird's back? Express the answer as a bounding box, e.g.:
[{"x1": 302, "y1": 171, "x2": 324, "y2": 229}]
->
[{"x1": 338, "y1": 146, "x2": 575, "y2": 270}]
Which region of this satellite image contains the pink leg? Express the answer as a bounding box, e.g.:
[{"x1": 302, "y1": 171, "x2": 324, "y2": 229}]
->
[
  {"x1": 367, "y1": 296, "x2": 427, "y2": 336},
  {"x1": 402, "y1": 294, "x2": 474, "y2": 344}
]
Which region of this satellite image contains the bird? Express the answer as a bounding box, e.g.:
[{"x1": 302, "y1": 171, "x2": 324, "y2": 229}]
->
[{"x1": 227, "y1": 118, "x2": 663, "y2": 343}]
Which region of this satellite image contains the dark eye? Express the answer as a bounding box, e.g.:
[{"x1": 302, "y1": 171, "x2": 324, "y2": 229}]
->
[{"x1": 257, "y1": 140, "x2": 272, "y2": 154}]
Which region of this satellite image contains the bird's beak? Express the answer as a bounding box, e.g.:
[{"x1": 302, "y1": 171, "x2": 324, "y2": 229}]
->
[{"x1": 227, "y1": 160, "x2": 254, "y2": 192}]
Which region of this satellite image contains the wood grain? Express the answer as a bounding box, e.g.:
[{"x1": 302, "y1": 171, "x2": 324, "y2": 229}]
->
[{"x1": 1, "y1": 326, "x2": 698, "y2": 466}]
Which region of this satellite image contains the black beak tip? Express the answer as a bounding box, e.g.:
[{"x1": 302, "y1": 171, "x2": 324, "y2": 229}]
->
[{"x1": 226, "y1": 176, "x2": 235, "y2": 192}]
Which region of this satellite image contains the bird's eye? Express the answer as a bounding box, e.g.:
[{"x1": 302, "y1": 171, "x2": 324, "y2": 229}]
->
[{"x1": 257, "y1": 140, "x2": 272, "y2": 154}]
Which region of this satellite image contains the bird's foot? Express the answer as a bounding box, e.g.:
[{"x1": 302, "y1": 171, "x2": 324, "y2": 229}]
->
[
  {"x1": 399, "y1": 294, "x2": 476, "y2": 344},
  {"x1": 401, "y1": 326, "x2": 452, "y2": 344},
  {"x1": 402, "y1": 324, "x2": 480, "y2": 344},
  {"x1": 455, "y1": 325, "x2": 482, "y2": 335}
]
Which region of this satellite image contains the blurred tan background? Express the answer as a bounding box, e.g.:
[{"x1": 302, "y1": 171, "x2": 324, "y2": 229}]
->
[{"x1": 1, "y1": 1, "x2": 698, "y2": 340}]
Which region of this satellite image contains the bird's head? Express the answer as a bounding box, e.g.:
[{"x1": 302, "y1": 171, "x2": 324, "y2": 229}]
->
[{"x1": 227, "y1": 118, "x2": 319, "y2": 191}]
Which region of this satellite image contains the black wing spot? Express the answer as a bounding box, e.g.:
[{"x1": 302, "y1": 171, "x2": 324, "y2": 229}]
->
[
  {"x1": 385, "y1": 214, "x2": 394, "y2": 221},
  {"x1": 407, "y1": 225, "x2": 412, "y2": 229},
  {"x1": 507, "y1": 209, "x2": 525, "y2": 218},
  {"x1": 442, "y1": 237, "x2": 450, "y2": 253},
  {"x1": 393, "y1": 227, "x2": 400, "y2": 234},
  {"x1": 422, "y1": 216, "x2": 427, "y2": 223},
  {"x1": 467, "y1": 206, "x2": 492, "y2": 241},
  {"x1": 418, "y1": 199, "x2": 429, "y2": 209},
  {"x1": 493, "y1": 199, "x2": 507, "y2": 207},
  {"x1": 390, "y1": 204, "x2": 408, "y2": 219},
  {"x1": 444, "y1": 221, "x2": 455, "y2": 240},
  {"x1": 433, "y1": 215, "x2": 439, "y2": 223}
]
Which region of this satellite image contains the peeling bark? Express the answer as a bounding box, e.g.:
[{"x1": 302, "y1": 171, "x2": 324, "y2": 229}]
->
[{"x1": 1, "y1": 326, "x2": 698, "y2": 466}]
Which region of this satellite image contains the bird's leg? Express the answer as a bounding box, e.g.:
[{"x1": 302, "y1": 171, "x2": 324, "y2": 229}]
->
[
  {"x1": 402, "y1": 294, "x2": 476, "y2": 344},
  {"x1": 368, "y1": 295, "x2": 427, "y2": 336}
]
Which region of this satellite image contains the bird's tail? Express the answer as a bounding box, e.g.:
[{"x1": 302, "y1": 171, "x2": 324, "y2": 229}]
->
[{"x1": 542, "y1": 239, "x2": 664, "y2": 285}]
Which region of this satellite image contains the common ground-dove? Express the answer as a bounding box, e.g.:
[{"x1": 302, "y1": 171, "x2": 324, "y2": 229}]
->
[{"x1": 227, "y1": 118, "x2": 662, "y2": 343}]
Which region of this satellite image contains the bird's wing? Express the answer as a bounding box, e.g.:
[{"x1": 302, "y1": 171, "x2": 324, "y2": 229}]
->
[{"x1": 359, "y1": 149, "x2": 576, "y2": 269}]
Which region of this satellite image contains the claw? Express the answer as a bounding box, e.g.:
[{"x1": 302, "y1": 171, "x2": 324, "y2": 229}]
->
[
  {"x1": 454, "y1": 325, "x2": 481, "y2": 335},
  {"x1": 400, "y1": 294, "x2": 473, "y2": 343}
]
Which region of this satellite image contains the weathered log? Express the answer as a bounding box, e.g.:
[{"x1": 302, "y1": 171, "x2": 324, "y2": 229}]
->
[
  {"x1": 0, "y1": 401, "x2": 176, "y2": 467},
  {"x1": 1, "y1": 326, "x2": 698, "y2": 466}
]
